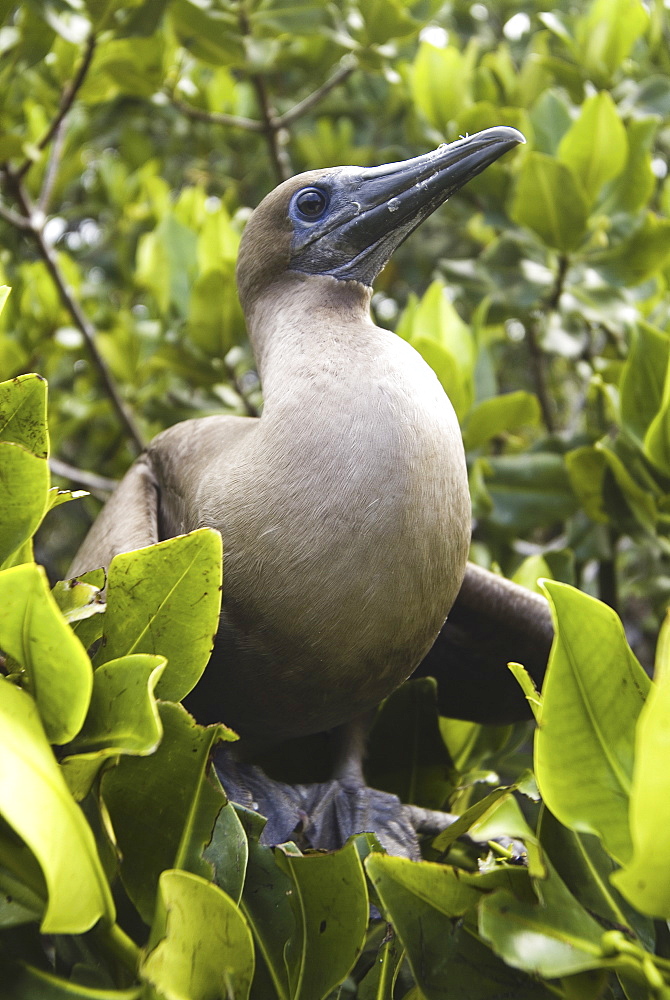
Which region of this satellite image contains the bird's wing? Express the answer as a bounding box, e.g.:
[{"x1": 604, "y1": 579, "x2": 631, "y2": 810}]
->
[
  {"x1": 414, "y1": 561, "x2": 554, "y2": 724},
  {"x1": 68, "y1": 455, "x2": 160, "y2": 577}
]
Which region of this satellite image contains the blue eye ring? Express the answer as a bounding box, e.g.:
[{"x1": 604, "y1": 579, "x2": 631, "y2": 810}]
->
[{"x1": 294, "y1": 187, "x2": 329, "y2": 220}]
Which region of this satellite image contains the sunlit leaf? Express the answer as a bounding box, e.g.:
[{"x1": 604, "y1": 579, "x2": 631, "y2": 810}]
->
[{"x1": 0, "y1": 679, "x2": 114, "y2": 933}]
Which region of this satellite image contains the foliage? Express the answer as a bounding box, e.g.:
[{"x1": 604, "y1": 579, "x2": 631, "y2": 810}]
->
[{"x1": 2, "y1": 0, "x2": 670, "y2": 997}]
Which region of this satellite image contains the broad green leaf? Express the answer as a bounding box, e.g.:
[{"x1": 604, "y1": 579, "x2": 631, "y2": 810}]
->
[
  {"x1": 564, "y1": 446, "x2": 608, "y2": 523},
  {"x1": 643, "y1": 355, "x2": 670, "y2": 477},
  {"x1": 140, "y1": 870, "x2": 254, "y2": 1000},
  {"x1": 0, "y1": 285, "x2": 10, "y2": 315},
  {"x1": 594, "y1": 212, "x2": 670, "y2": 286},
  {"x1": 46, "y1": 487, "x2": 88, "y2": 511},
  {"x1": 601, "y1": 117, "x2": 657, "y2": 215},
  {"x1": 480, "y1": 452, "x2": 578, "y2": 535},
  {"x1": 366, "y1": 678, "x2": 455, "y2": 810},
  {"x1": 101, "y1": 702, "x2": 236, "y2": 924},
  {"x1": 463, "y1": 391, "x2": 540, "y2": 450},
  {"x1": 400, "y1": 280, "x2": 475, "y2": 419},
  {"x1": 612, "y1": 642, "x2": 670, "y2": 917},
  {"x1": 367, "y1": 855, "x2": 542, "y2": 999},
  {"x1": 52, "y1": 578, "x2": 105, "y2": 625},
  {"x1": 576, "y1": 0, "x2": 649, "y2": 81},
  {"x1": 0, "y1": 372, "x2": 48, "y2": 457},
  {"x1": 98, "y1": 528, "x2": 222, "y2": 703},
  {"x1": 237, "y1": 807, "x2": 295, "y2": 1000},
  {"x1": 0, "y1": 679, "x2": 114, "y2": 933},
  {"x1": 361, "y1": 0, "x2": 417, "y2": 44},
  {"x1": 276, "y1": 840, "x2": 368, "y2": 1000},
  {"x1": 479, "y1": 857, "x2": 607, "y2": 977},
  {"x1": 596, "y1": 439, "x2": 659, "y2": 535},
  {"x1": 187, "y1": 268, "x2": 243, "y2": 356},
  {"x1": 357, "y1": 929, "x2": 404, "y2": 1000},
  {"x1": 61, "y1": 654, "x2": 165, "y2": 800},
  {"x1": 619, "y1": 322, "x2": 670, "y2": 446},
  {"x1": 557, "y1": 93, "x2": 627, "y2": 203},
  {"x1": 0, "y1": 563, "x2": 92, "y2": 744},
  {"x1": 136, "y1": 216, "x2": 198, "y2": 317},
  {"x1": 411, "y1": 41, "x2": 476, "y2": 131},
  {"x1": 528, "y1": 89, "x2": 573, "y2": 155},
  {"x1": 511, "y1": 152, "x2": 589, "y2": 252},
  {"x1": 539, "y1": 808, "x2": 653, "y2": 947},
  {"x1": 170, "y1": 0, "x2": 244, "y2": 65},
  {"x1": 0, "y1": 442, "x2": 49, "y2": 568},
  {"x1": 536, "y1": 582, "x2": 650, "y2": 865}
]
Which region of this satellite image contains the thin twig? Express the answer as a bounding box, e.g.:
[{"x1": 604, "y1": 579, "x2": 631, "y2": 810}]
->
[
  {"x1": 276, "y1": 57, "x2": 357, "y2": 128},
  {"x1": 15, "y1": 32, "x2": 97, "y2": 181},
  {"x1": 526, "y1": 315, "x2": 556, "y2": 434},
  {"x1": 4, "y1": 170, "x2": 145, "y2": 452},
  {"x1": 250, "y1": 72, "x2": 292, "y2": 182},
  {"x1": 168, "y1": 96, "x2": 265, "y2": 132},
  {"x1": 169, "y1": 58, "x2": 356, "y2": 137},
  {"x1": 38, "y1": 117, "x2": 67, "y2": 214},
  {"x1": 524, "y1": 253, "x2": 570, "y2": 435},
  {"x1": 0, "y1": 198, "x2": 32, "y2": 229},
  {"x1": 50, "y1": 457, "x2": 117, "y2": 496}
]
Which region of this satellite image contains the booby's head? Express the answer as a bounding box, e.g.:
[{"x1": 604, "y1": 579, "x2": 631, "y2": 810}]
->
[{"x1": 236, "y1": 126, "x2": 524, "y2": 312}]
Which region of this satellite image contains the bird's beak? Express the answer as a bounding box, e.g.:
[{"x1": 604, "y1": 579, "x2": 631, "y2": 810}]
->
[{"x1": 290, "y1": 126, "x2": 525, "y2": 286}]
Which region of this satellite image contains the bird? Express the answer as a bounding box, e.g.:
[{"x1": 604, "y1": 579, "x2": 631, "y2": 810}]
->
[{"x1": 69, "y1": 126, "x2": 552, "y2": 855}]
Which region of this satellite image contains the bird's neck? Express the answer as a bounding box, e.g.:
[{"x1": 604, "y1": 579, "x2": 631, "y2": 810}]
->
[{"x1": 245, "y1": 273, "x2": 377, "y2": 409}]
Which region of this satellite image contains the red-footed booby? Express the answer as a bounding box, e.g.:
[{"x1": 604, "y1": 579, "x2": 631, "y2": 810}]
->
[{"x1": 70, "y1": 127, "x2": 551, "y2": 854}]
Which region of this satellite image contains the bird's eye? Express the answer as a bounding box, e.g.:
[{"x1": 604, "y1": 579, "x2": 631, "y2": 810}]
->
[{"x1": 294, "y1": 187, "x2": 328, "y2": 220}]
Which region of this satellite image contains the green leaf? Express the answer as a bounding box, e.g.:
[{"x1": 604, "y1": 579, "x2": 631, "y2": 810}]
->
[
  {"x1": 367, "y1": 854, "x2": 545, "y2": 999},
  {"x1": 511, "y1": 152, "x2": 589, "y2": 252},
  {"x1": 61, "y1": 654, "x2": 165, "y2": 800},
  {"x1": 479, "y1": 857, "x2": 607, "y2": 977},
  {"x1": 411, "y1": 41, "x2": 476, "y2": 131},
  {"x1": 0, "y1": 372, "x2": 48, "y2": 457},
  {"x1": 619, "y1": 322, "x2": 670, "y2": 446},
  {"x1": 97, "y1": 528, "x2": 222, "y2": 703},
  {"x1": 536, "y1": 582, "x2": 650, "y2": 865},
  {"x1": 400, "y1": 280, "x2": 475, "y2": 420},
  {"x1": 357, "y1": 929, "x2": 404, "y2": 1000},
  {"x1": 361, "y1": 0, "x2": 417, "y2": 44},
  {"x1": 135, "y1": 216, "x2": 198, "y2": 317},
  {"x1": 275, "y1": 840, "x2": 368, "y2": 1000},
  {"x1": 140, "y1": 870, "x2": 254, "y2": 1000},
  {"x1": 479, "y1": 451, "x2": 578, "y2": 536},
  {"x1": 462, "y1": 391, "x2": 540, "y2": 450},
  {"x1": 612, "y1": 630, "x2": 670, "y2": 917},
  {"x1": 0, "y1": 286, "x2": 11, "y2": 315},
  {"x1": 601, "y1": 117, "x2": 657, "y2": 215},
  {"x1": 575, "y1": 0, "x2": 649, "y2": 82},
  {"x1": 101, "y1": 702, "x2": 237, "y2": 924},
  {"x1": 557, "y1": 92, "x2": 627, "y2": 203},
  {"x1": 643, "y1": 354, "x2": 670, "y2": 477},
  {"x1": 0, "y1": 442, "x2": 49, "y2": 568},
  {"x1": 594, "y1": 212, "x2": 670, "y2": 286},
  {"x1": 52, "y1": 578, "x2": 105, "y2": 625},
  {"x1": 170, "y1": 0, "x2": 244, "y2": 65},
  {"x1": 0, "y1": 678, "x2": 114, "y2": 933},
  {"x1": 539, "y1": 808, "x2": 653, "y2": 947},
  {"x1": 0, "y1": 563, "x2": 92, "y2": 744}
]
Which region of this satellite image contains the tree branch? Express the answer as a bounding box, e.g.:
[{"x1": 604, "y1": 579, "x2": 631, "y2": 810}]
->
[
  {"x1": 250, "y1": 72, "x2": 292, "y2": 183},
  {"x1": 15, "y1": 32, "x2": 97, "y2": 181},
  {"x1": 50, "y1": 457, "x2": 117, "y2": 497},
  {"x1": 38, "y1": 117, "x2": 67, "y2": 214},
  {"x1": 525, "y1": 254, "x2": 571, "y2": 435},
  {"x1": 168, "y1": 95, "x2": 265, "y2": 132},
  {"x1": 3, "y1": 170, "x2": 146, "y2": 453},
  {"x1": 276, "y1": 57, "x2": 357, "y2": 129}
]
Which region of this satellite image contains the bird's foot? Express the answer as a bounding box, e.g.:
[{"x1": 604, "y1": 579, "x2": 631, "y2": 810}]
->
[{"x1": 214, "y1": 752, "x2": 458, "y2": 860}]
